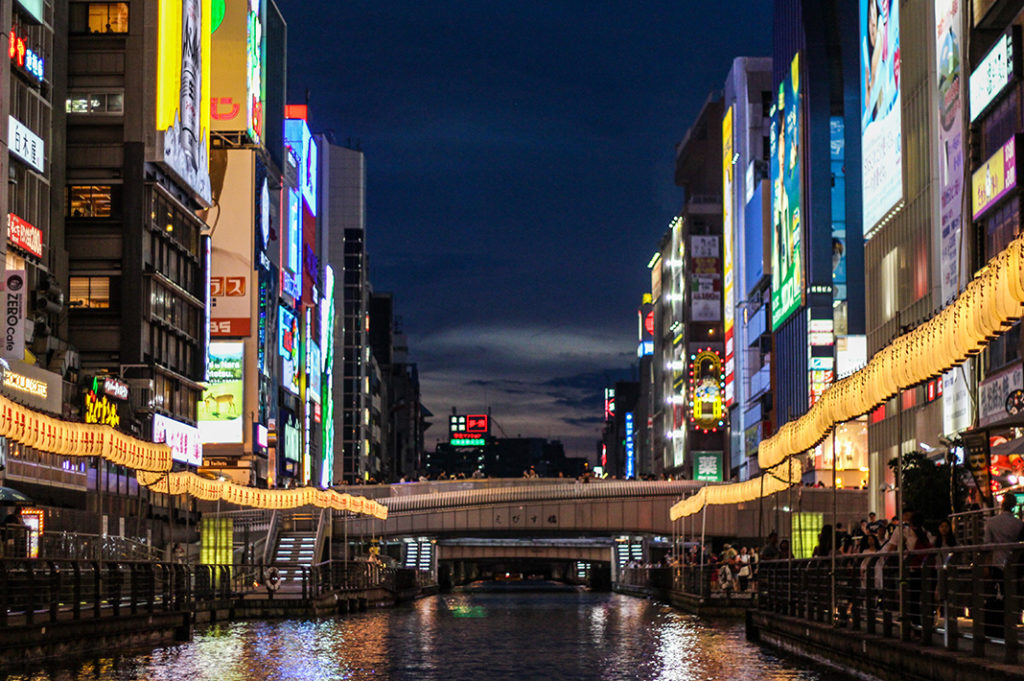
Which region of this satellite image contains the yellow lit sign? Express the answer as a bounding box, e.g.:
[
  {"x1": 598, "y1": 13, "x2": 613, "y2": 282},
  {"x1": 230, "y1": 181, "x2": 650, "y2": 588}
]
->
[{"x1": 4, "y1": 370, "x2": 46, "y2": 398}]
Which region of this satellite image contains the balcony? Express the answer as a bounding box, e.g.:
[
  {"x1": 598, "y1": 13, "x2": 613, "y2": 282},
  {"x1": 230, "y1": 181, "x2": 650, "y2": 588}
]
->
[{"x1": 748, "y1": 363, "x2": 771, "y2": 400}]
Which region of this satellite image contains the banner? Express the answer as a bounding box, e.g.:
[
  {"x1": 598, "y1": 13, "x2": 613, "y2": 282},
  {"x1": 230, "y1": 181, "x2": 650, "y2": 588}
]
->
[
  {"x1": 936, "y1": 0, "x2": 965, "y2": 304},
  {"x1": 2, "y1": 270, "x2": 25, "y2": 360}
]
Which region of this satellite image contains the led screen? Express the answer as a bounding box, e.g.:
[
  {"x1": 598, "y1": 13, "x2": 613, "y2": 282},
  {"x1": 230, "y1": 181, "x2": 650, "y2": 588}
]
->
[
  {"x1": 860, "y1": 0, "x2": 902, "y2": 234},
  {"x1": 199, "y1": 341, "x2": 243, "y2": 443},
  {"x1": 770, "y1": 52, "x2": 802, "y2": 330}
]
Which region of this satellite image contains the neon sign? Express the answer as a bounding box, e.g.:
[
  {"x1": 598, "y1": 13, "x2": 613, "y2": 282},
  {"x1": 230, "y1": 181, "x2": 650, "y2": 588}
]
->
[
  {"x1": 7, "y1": 213, "x2": 41, "y2": 258},
  {"x1": 625, "y1": 412, "x2": 635, "y2": 479},
  {"x1": 246, "y1": 0, "x2": 264, "y2": 142},
  {"x1": 284, "y1": 118, "x2": 317, "y2": 216},
  {"x1": 688, "y1": 348, "x2": 725, "y2": 433},
  {"x1": 9, "y1": 30, "x2": 43, "y2": 81}
]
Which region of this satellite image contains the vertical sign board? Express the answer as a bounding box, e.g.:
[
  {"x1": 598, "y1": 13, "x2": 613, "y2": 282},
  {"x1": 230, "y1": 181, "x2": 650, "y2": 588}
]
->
[
  {"x1": 860, "y1": 0, "x2": 902, "y2": 236},
  {"x1": 278, "y1": 304, "x2": 299, "y2": 394},
  {"x1": 693, "y1": 451, "x2": 723, "y2": 482},
  {"x1": 8, "y1": 116, "x2": 44, "y2": 172},
  {"x1": 3, "y1": 271, "x2": 25, "y2": 360},
  {"x1": 210, "y1": 149, "x2": 254, "y2": 337},
  {"x1": 199, "y1": 342, "x2": 244, "y2": 443},
  {"x1": 770, "y1": 53, "x2": 803, "y2": 330},
  {"x1": 936, "y1": 0, "x2": 966, "y2": 304},
  {"x1": 154, "y1": 0, "x2": 212, "y2": 205},
  {"x1": 624, "y1": 412, "x2": 635, "y2": 479},
  {"x1": 690, "y1": 235, "x2": 720, "y2": 322},
  {"x1": 722, "y1": 105, "x2": 735, "y2": 406}
]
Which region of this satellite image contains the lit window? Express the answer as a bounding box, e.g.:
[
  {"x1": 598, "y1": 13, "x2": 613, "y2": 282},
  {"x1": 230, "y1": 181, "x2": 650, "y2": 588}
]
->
[
  {"x1": 87, "y1": 3, "x2": 129, "y2": 33},
  {"x1": 67, "y1": 185, "x2": 114, "y2": 217},
  {"x1": 69, "y1": 276, "x2": 110, "y2": 309},
  {"x1": 65, "y1": 91, "x2": 124, "y2": 115}
]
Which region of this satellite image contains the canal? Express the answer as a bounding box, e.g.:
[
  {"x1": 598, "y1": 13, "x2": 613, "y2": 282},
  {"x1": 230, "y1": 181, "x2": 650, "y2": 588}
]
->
[{"x1": 5, "y1": 592, "x2": 843, "y2": 681}]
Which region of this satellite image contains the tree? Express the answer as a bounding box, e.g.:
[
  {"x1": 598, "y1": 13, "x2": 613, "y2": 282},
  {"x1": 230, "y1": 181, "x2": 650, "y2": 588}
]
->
[{"x1": 888, "y1": 450, "x2": 967, "y2": 529}]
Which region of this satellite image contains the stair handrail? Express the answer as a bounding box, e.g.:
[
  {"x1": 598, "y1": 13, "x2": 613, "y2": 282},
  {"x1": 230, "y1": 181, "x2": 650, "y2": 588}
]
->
[
  {"x1": 262, "y1": 510, "x2": 280, "y2": 565},
  {"x1": 313, "y1": 507, "x2": 329, "y2": 564}
]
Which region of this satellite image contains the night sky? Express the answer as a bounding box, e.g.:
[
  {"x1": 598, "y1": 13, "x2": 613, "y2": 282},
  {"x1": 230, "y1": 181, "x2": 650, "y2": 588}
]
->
[{"x1": 278, "y1": 1, "x2": 773, "y2": 459}]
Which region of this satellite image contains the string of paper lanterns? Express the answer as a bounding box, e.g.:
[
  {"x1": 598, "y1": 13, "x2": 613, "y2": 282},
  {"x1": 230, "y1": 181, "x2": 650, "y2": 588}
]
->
[
  {"x1": 669, "y1": 458, "x2": 803, "y2": 520},
  {"x1": 136, "y1": 470, "x2": 389, "y2": 519}
]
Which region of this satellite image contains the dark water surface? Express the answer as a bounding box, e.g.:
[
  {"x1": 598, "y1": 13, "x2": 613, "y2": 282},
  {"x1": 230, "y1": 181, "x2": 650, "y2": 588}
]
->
[{"x1": 7, "y1": 592, "x2": 842, "y2": 681}]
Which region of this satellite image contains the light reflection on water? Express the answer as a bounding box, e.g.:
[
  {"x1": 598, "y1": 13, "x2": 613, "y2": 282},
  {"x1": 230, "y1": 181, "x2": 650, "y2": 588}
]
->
[{"x1": 4, "y1": 593, "x2": 839, "y2": 681}]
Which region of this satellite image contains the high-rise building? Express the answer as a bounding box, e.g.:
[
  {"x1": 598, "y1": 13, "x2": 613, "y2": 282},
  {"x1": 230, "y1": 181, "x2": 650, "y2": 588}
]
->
[{"x1": 320, "y1": 139, "x2": 370, "y2": 484}]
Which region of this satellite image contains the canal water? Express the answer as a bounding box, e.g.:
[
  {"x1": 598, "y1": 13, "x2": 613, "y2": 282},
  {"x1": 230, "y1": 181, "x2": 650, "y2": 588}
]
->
[{"x1": 7, "y1": 592, "x2": 841, "y2": 681}]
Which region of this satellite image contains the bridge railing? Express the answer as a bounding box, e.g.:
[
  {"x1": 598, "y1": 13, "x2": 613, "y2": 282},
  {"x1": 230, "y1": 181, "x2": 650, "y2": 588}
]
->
[
  {"x1": 362, "y1": 479, "x2": 700, "y2": 515},
  {"x1": 756, "y1": 543, "x2": 1024, "y2": 663}
]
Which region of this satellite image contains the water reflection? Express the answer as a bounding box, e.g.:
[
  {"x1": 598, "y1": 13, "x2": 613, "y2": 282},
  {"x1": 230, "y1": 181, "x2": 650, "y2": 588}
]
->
[{"x1": 4, "y1": 593, "x2": 840, "y2": 681}]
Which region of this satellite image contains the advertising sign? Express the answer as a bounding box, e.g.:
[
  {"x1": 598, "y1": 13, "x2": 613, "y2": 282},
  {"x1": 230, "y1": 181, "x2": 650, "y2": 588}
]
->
[
  {"x1": 979, "y1": 363, "x2": 1023, "y2": 426},
  {"x1": 830, "y1": 117, "x2": 847, "y2": 301},
  {"x1": 319, "y1": 267, "x2": 336, "y2": 488},
  {"x1": 209, "y1": 149, "x2": 254, "y2": 337},
  {"x1": 972, "y1": 136, "x2": 1017, "y2": 220},
  {"x1": 278, "y1": 304, "x2": 299, "y2": 394},
  {"x1": 7, "y1": 213, "x2": 41, "y2": 258},
  {"x1": 3, "y1": 270, "x2": 25, "y2": 360},
  {"x1": 963, "y1": 431, "x2": 994, "y2": 508},
  {"x1": 860, "y1": 0, "x2": 902, "y2": 233},
  {"x1": 154, "y1": 0, "x2": 212, "y2": 204},
  {"x1": 770, "y1": 53, "x2": 803, "y2": 330},
  {"x1": 84, "y1": 376, "x2": 124, "y2": 429},
  {"x1": 722, "y1": 105, "x2": 735, "y2": 407},
  {"x1": 970, "y1": 31, "x2": 1017, "y2": 123},
  {"x1": 693, "y1": 451, "x2": 723, "y2": 482},
  {"x1": 282, "y1": 410, "x2": 301, "y2": 462},
  {"x1": 307, "y1": 342, "x2": 322, "y2": 402},
  {"x1": 15, "y1": 0, "x2": 43, "y2": 23},
  {"x1": 199, "y1": 342, "x2": 244, "y2": 443},
  {"x1": 689, "y1": 348, "x2": 725, "y2": 433},
  {"x1": 152, "y1": 414, "x2": 202, "y2": 466},
  {"x1": 284, "y1": 118, "x2": 318, "y2": 216},
  {"x1": 282, "y1": 189, "x2": 302, "y2": 299},
  {"x1": 8, "y1": 116, "x2": 43, "y2": 172},
  {"x1": 690, "y1": 235, "x2": 720, "y2": 322},
  {"x1": 937, "y1": 0, "x2": 966, "y2": 304},
  {"x1": 625, "y1": 412, "x2": 635, "y2": 479},
  {"x1": 210, "y1": 0, "x2": 265, "y2": 142}
]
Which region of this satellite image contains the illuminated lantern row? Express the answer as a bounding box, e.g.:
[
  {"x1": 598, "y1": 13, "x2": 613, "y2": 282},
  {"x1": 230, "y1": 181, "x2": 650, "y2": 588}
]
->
[
  {"x1": 669, "y1": 458, "x2": 803, "y2": 520},
  {"x1": 0, "y1": 394, "x2": 172, "y2": 471},
  {"x1": 757, "y1": 232, "x2": 1024, "y2": 473},
  {"x1": 136, "y1": 470, "x2": 388, "y2": 519},
  {"x1": 689, "y1": 348, "x2": 725, "y2": 433}
]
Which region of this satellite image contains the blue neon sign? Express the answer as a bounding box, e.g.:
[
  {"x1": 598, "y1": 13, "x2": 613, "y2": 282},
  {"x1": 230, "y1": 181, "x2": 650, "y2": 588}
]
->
[{"x1": 625, "y1": 412, "x2": 635, "y2": 479}]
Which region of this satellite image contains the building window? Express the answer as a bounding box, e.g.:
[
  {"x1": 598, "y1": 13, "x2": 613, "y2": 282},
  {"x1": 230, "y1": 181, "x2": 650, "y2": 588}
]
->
[
  {"x1": 69, "y1": 276, "x2": 111, "y2": 309},
  {"x1": 70, "y1": 3, "x2": 129, "y2": 34},
  {"x1": 67, "y1": 185, "x2": 118, "y2": 217},
  {"x1": 66, "y1": 91, "x2": 124, "y2": 115}
]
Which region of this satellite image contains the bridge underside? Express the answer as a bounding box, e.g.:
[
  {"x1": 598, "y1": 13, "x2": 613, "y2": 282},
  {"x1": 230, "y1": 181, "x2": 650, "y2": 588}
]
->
[{"x1": 437, "y1": 539, "x2": 611, "y2": 563}]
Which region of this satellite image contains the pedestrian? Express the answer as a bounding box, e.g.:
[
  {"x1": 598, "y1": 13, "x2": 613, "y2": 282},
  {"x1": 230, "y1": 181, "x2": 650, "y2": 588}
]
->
[
  {"x1": 760, "y1": 530, "x2": 780, "y2": 560},
  {"x1": 737, "y1": 546, "x2": 752, "y2": 592}
]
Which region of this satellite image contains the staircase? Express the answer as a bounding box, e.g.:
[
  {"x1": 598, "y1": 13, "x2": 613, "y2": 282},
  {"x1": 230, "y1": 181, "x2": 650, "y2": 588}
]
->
[{"x1": 267, "y1": 511, "x2": 324, "y2": 587}]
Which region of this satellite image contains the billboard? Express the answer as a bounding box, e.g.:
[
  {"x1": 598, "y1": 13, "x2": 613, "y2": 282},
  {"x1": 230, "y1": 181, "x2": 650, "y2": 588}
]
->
[
  {"x1": 155, "y1": 0, "x2": 212, "y2": 204},
  {"x1": 153, "y1": 414, "x2": 202, "y2": 466},
  {"x1": 278, "y1": 304, "x2": 299, "y2": 394},
  {"x1": 722, "y1": 105, "x2": 735, "y2": 407},
  {"x1": 770, "y1": 52, "x2": 802, "y2": 330},
  {"x1": 689, "y1": 348, "x2": 725, "y2": 433},
  {"x1": 210, "y1": 0, "x2": 266, "y2": 142},
  {"x1": 693, "y1": 451, "x2": 723, "y2": 482},
  {"x1": 937, "y1": 0, "x2": 966, "y2": 304},
  {"x1": 199, "y1": 342, "x2": 244, "y2": 443},
  {"x1": 969, "y1": 30, "x2": 1018, "y2": 123},
  {"x1": 3, "y1": 270, "x2": 25, "y2": 360},
  {"x1": 284, "y1": 118, "x2": 318, "y2": 215},
  {"x1": 860, "y1": 0, "x2": 902, "y2": 233},
  {"x1": 209, "y1": 149, "x2": 254, "y2": 337},
  {"x1": 690, "y1": 235, "x2": 720, "y2": 322},
  {"x1": 971, "y1": 137, "x2": 1017, "y2": 220},
  {"x1": 281, "y1": 188, "x2": 302, "y2": 299}
]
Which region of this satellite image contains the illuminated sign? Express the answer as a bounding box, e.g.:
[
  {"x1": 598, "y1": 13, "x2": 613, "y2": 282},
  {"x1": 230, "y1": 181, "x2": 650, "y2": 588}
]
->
[
  {"x1": 451, "y1": 437, "x2": 486, "y2": 447},
  {"x1": 282, "y1": 189, "x2": 302, "y2": 299},
  {"x1": 694, "y1": 451, "x2": 723, "y2": 482},
  {"x1": 690, "y1": 235, "x2": 720, "y2": 322},
  {"x1": 5, "y1": 370, "x2": 46, "y2": 398},
  {"x1": 152, "y1": 414, "x2": 202, "y2": 466},
  {"x1": 246, "y1": 0, "x2": 264, "y2": 142},
  {"x1": 604, "y1": 388, "x2": 615, "y2": 421},
  {"x1": 21, "y1": 507, "x2": 43, "y2": 558},
  {"x1": 284, "y1": 118, "x2": 318, "y2": 215},
  {"x1": 14, "y1": 0, "x2": 43, "y2": 23},
  {"x1": 84, "y1": 392, "x2": 120, "y2": 428},
  {"x1": 937, "y1": 0, "x2": 966, "y2": 304},
  {"x1": 689, "y1": 348, "x2": 725, "y2": 433},
  {"x1": 770, "y1": 53, "x2": 803, "y2": 329},
  {"x1": 3, "y1": 270, "x2": 25, "y2": 360},
  {"x1": 722, "y1": 105, "x2": 735, "y2": 406},
  {"x1": 254, "y1": 422, "x2": 268, "y2": 450},
  {"x1": 308, "y1": 342, "x2": 322, "y2": 402},
  {"x1": 210, "y1": 0, "x2": 264, "y2": 143},
  {"x1": 970, "y1": 31, "x2": 1018, "y2": 122},
  {"x1": 8, "y1": 116, "x2": 43, "y2": 172},
  {"x1": 637, "y1": 340, "x2": 654, "y2": 357},
  {"x1": 103, "y1": 377, "x2": 129, "y2": 401},
  {"x1": 199, "y1": 342, "x2": 243, "y2": 443},
  {"x1": 278, "y1": 305, "x2": 299, "y2": 394},
  {"x1": 808, "y1": 318, "x2": 835, "y2": 346},
  {"x1": 7, "y1": 213, "x2": 41, "y2": 258},
  {"x1": 155, "y1": 0, "x2": 212, "y2": 204},
  {"x1": 972, "y1": 136, "x2": 1017, "y2": 220},
  {"x1": 282, "y1": 411, "x2": 301, "y2": 462},
  {"x1": 625, "y1": 412, "x2": 635, "y2": 479},
  {"x1": 860, "y1": 0, "x2": 903, "y2": 233},
  {"x1": 9, "y1": 30, "x2": 44, "y2": 81}
]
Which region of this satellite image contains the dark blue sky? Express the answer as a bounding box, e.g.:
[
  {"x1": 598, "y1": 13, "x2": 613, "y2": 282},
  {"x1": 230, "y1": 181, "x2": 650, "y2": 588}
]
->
[{"x1": 279, "y1": 1, "x2": 773, "y2": 458}]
